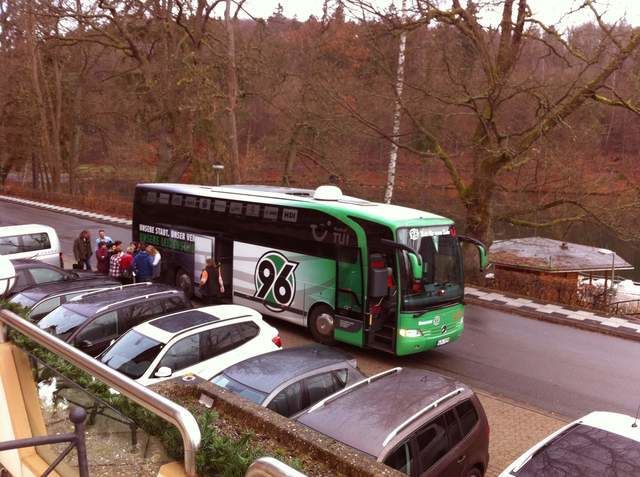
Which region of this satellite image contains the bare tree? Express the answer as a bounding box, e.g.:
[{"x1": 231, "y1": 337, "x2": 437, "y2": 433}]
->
[{"x1": 344, "y1": 0, "x2": 640, "y2": 244}]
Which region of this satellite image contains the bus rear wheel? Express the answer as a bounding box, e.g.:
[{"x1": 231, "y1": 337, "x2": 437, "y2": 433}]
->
[
  {"x1": 309, "y1": 304, "x2": 336, "y2": 344},
  {"x1": 175, "y1": 268, "x2": 193, "y2": 298}
]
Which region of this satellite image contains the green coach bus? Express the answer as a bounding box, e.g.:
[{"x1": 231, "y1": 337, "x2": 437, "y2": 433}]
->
[{"x1": 132, "y1": 183, "x2": 486, "y2": 356}]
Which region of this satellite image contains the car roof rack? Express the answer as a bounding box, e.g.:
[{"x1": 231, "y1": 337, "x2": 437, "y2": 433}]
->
[
  {"x1": 381, "y1": 387, "x2": 465, "y2": 447},
  {"x1": 95, "y1": 290, "x2": 180, "y2": 313},
  {"x1": 69, "y1": 282, "x2": 153, "y2": 302},
  {"x1": 305, "y1": 367, "x2": 402, "y2": 413}
]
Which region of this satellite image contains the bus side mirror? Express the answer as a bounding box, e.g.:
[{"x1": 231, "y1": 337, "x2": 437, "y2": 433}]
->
[
  {"x1": 458, "y1": 235, "x2": 488, "y2": 271},
  {"x1": 408, "y1": 253, "x2": 422, "y2": 281}
]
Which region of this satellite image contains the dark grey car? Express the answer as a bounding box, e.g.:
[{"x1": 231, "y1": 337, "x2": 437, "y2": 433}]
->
[
  {"x1": 9, "y1": 277, "x2": 120, "y2": 322},
  {"x1": 37, "y1": 282, "x2": 191, "y2": 357},
  {"x1": 295, "y1": 367, "x2": 490, "y2": 477},
  {"x1": 7, "y1": 259, "x2": 107, "y2": 297},
  {"x1": 211, "y1": 344, "x2": 365, "y2": 418}
]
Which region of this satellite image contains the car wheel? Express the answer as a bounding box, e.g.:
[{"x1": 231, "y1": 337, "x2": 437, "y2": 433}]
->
[
  {"x1": 308, "y1": 304, "x2": 336, "y2": 344},
  {"x1": 175, "y1": 268, "x2": 193, "y2": 298}
]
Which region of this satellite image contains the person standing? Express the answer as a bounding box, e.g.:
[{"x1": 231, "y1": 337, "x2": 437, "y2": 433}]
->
[
  {"x1": 73, "y1": 231, "x2": 93, "y2": 270},
  {"x1": 108, "y1": 242, "x2": 124, "y2": 280},
  {"x1": 147, "y1": 245, "x2": 162, "y2": 280},
  {"x1": 95, "y1": 241, "x2": 110, "y2": 274},
  {"x1": 95, "y1": 229, "x2": 113, "y2": 248},
  {"x1": 119, "y1": 245, "x2": 135, "y2": 284},
  {"x1": 133, "y1": 245, "x2": 154, "y2": 282},
  {"x1": 199, "y1": 258, "x2": 225, "y2": 305}
]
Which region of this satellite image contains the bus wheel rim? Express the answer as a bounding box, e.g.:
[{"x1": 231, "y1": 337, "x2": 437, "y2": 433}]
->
[{"x1": 316, "y1": 313, "x2": 334, "y2": 336}]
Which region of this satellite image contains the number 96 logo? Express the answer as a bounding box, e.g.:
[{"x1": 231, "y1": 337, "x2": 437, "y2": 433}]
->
[{"x1": 254, "y1": 252, "x2": 298, "y2": 312}]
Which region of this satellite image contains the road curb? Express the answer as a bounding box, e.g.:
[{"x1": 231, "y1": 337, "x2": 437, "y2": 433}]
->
[
  {"x1": 0, "y1": 194, "x2": 132, "y2": 228},
  {"x1": 465, "y1": 295, "x2": 640, "y2": 343}
]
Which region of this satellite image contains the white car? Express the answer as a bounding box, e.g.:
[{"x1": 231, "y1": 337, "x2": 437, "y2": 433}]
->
[
  {"x1": 500, "y1": 411, "x2": 640, "y2": 476},
  {"x1": 99, "y1": 305, "x2": 282, "y2": 386},
  {"x1": 0, "y1": 224, "x2": 62, "y2": 266}
]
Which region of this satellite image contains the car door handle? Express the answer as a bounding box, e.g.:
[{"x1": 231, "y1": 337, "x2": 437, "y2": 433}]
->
[{"x1": 457, "y1": 455, "x2": 466, "y2": 464}]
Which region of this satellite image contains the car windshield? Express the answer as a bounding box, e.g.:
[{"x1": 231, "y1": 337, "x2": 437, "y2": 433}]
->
[
  {"x1": 396, "y1": 227, "x2": 462, "y2": 311},
  {"x1": 8, "y1": 293, "x2": 37, "y2": 307},
  {"x1": 211, "y1": 373, "x2": 268, "y2": 405},
  {"x1": 100, "y1": 330, "x2": 164, "y2": 379},
  {"x1": 512, "y1": 424, "x2": 640, "y2": 476},
  {"x1": 38, "y1": 306, "x2": 88, "y2": 341}
]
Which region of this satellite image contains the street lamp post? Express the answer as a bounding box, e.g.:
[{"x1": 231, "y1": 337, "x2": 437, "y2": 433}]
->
[
  {"x1": 212, "y1": 164, "x2": 225, "y2": 186},
  {"x1": 598, "y1": 248, "x2": 616, "y2": 302}
]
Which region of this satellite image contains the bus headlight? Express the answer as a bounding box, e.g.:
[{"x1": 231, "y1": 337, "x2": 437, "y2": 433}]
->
[{"x1": 399, "y1": 329, "x2": 422, "y2": 338}]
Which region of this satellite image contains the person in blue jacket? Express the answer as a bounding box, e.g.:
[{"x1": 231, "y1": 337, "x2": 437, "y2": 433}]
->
[{"x1": 133, "y1": 245, "x2": 154, "y2": 282}]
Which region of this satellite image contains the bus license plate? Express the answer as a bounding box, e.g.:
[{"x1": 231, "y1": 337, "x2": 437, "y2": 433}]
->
[{"x1": 437, "y1": 338, "x2": 450, "y2": 346}]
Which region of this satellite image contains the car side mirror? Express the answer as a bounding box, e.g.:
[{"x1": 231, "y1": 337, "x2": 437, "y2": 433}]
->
[{"x1": 155, "y1": 366, "x2": 173, "y2": 378}]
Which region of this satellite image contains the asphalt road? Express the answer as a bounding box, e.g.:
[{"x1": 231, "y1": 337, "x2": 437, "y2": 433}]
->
[{"x1": 3, "y1": 199, "x2": 640, "y2": 420}]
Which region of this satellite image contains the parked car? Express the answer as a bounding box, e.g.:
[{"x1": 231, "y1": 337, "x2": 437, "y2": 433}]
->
[
  {"x1": 211, "y1": 344, "x2": 365, "y2": 417},
  {"x1": 0, "y1": 224, "x2": 62, "y2": 266},
  {"x1": 9, "y1": 278, "x2": 120, "y2": 321},
  {"x1": 7, "y1": 259, "x2": 106, "y2": 297},
  {"x1": 37, "y1": 282, "x2": 191, "y2": 356},
  {"x1": 499, "y1": 411, "x2": 640, "y2": 476},
  {"x1": 99, "y1": 305, "x2": 282, "y2": 386},
  {"x1": 295, "y1": 367, "x2": 490, "y2": 477}
]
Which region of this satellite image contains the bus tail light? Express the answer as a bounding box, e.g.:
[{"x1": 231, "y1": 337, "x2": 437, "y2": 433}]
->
[{"x1": 272, "y1": 335, "x2": 282, "y2": 348}]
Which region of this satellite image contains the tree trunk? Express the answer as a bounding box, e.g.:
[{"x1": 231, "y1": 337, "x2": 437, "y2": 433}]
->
[
  {"x1": 26, "y1": 1, "x2": 56, "y2": 192},
  {"x1": 282, "y1": 124, "x2": 303, "y2": 186},
  {"x1": 225, "y1": 0, "x2": 241, "y2": 183},
  {"x1": 384, "y1": 0, "x2": 407, "y2": 204},
  {"x1": 464, "y1": 170, "x2": 496, "y2": 246}
]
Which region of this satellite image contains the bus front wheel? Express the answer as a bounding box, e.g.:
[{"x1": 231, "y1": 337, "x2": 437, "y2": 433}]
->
[
  {"x1": 309, "y1": 304, "x2": 336, "y2": 344},
  {"x1": 175, "y1": 269, "x2": 193, "y2": 298}
]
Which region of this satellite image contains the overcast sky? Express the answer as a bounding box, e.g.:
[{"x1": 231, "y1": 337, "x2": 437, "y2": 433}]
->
[{"x1": 240, "y1": 1, "x2": 640, "y2": 27}]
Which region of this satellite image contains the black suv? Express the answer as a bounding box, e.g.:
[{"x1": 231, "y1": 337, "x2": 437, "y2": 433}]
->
[
  {"x1": 37, "y1": 282, "x2": 191, "y2": 356},
  {"x1": 8, "y1": 259, "x2": 107, "y2": 297}
]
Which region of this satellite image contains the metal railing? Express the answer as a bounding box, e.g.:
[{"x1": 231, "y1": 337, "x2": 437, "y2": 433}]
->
[
  {"x1": 245, "y1": 457, "x2": 306, "y2": 477},
  {"x1": 0, "y1": 407, "x2": 89, "y2": 477},
  {"x1": 0, "y1": 308, "x2": 201, "y2": 476}
]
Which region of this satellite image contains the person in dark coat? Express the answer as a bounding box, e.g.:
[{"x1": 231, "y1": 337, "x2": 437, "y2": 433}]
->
[
  {"x1": 199, "y1": 258, "x2": 225, "y2": 305},
  {"x1": 73, "y1": 230, "x2": 93, "y2": 270},
  {"x1": 133, "y1": 246, "x2": 154, "y2": 282}
]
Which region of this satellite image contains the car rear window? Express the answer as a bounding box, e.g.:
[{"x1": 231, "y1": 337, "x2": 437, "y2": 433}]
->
[
  {"x1": 22, "y1": 233, "x2": 51, "y2": 252},
  {"x1": 0, "y1": 233, "x2": 50, "y2": 254},
  {"x1": 456, "y1": 399, "x2": 479, "y2": 436},
  {"x1": 513, "y1": 424, "x2": 640, "y2": 476}
]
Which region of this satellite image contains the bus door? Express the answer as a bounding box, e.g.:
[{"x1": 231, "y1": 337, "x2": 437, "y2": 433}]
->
[
  {"x1": 193, "y1": 234, "x2": 215, "y2": 286},
  {"x1": 333, "y1": 247, "x2": 365, "y2": 348},
  {"x1": 365, "y1": 244, "x2": 398, "y2": 353}
]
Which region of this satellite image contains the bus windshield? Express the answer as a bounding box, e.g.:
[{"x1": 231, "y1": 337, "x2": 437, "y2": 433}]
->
[{"x1": 396, "y1": 227, "x2": 462, "y2": 311}]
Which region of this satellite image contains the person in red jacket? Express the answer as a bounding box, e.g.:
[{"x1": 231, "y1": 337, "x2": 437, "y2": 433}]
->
[
  {"x1": 119, "y1": 244, "x2": 135, "y2": 284},
  {"x1": 95, "y1": 241, "x2": 110, "y2": 274}
]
